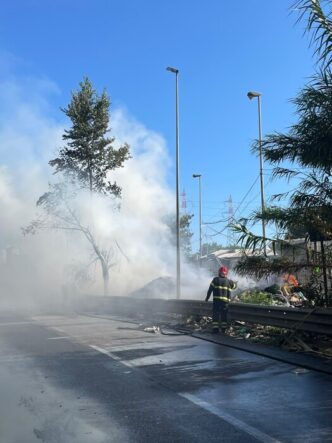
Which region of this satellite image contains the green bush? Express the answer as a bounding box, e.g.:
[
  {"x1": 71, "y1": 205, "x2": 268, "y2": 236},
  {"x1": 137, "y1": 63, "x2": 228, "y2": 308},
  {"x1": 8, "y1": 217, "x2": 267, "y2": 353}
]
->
[{"x1": 239, "y1": 290, "x2": 272, "y2": 305}]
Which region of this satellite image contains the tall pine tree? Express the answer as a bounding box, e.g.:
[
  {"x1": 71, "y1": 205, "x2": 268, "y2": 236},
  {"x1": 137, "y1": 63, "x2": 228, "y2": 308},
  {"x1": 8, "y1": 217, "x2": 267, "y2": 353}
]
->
[
  {"x1": 26, "y1": 78, "x2": 131, "y2": 296},
  {"x1": 49, "y1": 77, "x2": 130, "y2": 195}
]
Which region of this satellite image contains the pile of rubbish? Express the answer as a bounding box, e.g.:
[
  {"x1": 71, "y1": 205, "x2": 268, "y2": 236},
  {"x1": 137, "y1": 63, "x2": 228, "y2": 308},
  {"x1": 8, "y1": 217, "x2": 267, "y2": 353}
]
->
[
  {"x1": 228, "y1": 321, "x2": 332, "y2": 357},
  {"x1": 227, "y1": 321, "x2": 285, "y2": 345},
  {"x1": 137, "y1": 314, "x2": 332, "y2": 358},
  {"x1": 233, "y1": 290, "x2": 289, "y2": 306},
  {"x1": 185, "y1": 315, "x2": 212, "y2": 331},
  {"x1": 180, "y1": 316, "x2": 332, "y2": 357},
  {"x1": 175, "y1": 315, "x2": 285, "y2": 345},
  {"x1": 264, "y1": 278, "x2": 310, "y2": 307},
  {"x1": 234, "y1": 274, "x2": 310, "y2": 307}
]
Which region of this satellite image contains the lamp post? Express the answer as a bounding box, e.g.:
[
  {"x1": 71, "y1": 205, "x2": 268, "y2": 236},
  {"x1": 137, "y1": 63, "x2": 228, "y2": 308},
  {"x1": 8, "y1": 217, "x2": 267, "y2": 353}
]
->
[
  {"x1": 167, "y1": 66, "x2": 181, "y2": 299},
  {"x1": 247, "y1": 91, "x2": 266, "y2": 254},
  {"x1": 192, "y1": 174, "x2": 202, "y2": 265}
]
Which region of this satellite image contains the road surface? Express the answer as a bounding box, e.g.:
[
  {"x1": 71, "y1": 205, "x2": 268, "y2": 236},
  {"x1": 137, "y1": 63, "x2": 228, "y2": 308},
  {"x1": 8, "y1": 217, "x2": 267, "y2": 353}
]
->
[{"x1": 0, "y1": 313, "x2": 331, "y2": 442}]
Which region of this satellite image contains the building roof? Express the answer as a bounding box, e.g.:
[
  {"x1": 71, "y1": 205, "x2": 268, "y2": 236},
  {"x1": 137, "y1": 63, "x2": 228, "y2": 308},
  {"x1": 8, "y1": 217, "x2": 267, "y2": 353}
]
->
[{"x1": 202, "y1": 247, "x2": 274, "y2": 260}]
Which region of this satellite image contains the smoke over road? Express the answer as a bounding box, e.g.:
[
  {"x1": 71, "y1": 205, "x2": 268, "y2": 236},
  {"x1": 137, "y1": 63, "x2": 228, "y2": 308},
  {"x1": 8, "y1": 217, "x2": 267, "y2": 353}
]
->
[{"x1": 0, "y1": 64, "x2": 210, "y2": 311}]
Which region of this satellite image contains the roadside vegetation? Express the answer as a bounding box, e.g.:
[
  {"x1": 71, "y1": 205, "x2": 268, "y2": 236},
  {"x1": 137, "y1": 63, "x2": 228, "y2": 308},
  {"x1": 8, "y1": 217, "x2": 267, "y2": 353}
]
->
[{"x1": 232, "y1": 0, "x2": 332, "y2": 307}]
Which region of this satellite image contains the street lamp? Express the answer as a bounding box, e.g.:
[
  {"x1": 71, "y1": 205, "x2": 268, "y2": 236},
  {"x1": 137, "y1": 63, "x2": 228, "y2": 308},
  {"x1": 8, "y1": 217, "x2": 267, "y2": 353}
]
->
[
  {"x1": 192, "y1": 174, "x2": 202, "y2": 265},
  {"x1": 247, "y1": 91, "x2": 266, "y2": 254},
  {"x1": 167, "y1": 66, "x2": 181, "y2": 299}
]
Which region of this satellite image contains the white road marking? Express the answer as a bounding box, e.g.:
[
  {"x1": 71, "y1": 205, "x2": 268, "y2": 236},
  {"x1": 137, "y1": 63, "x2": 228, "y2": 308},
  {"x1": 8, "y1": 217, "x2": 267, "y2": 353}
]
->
[
  {"x1": 47, "y1": 336, "x2": 71, "y2": 340},
  {"x1": 49, "y1": 326, "x2": 66, "y2": 333},
  {"x1": 0, "y1": 321, "x2": 34, "y2": 327},
  {"x1": 180, "y1": 393, "x2": 282, "y2": 443},
  {"x1": 98, "y1": 342, "x2": 166, "y2": 353},
  {"x1": 89, "y1": 345, "x2": 132, "y2": 367},
  {"x1": 0, "y1": 355, "x2": 32, "y2": 363}
]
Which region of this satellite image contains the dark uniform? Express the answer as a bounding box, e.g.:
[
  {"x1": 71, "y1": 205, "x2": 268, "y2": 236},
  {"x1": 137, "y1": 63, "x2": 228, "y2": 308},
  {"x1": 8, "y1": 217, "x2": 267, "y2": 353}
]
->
[{"x1": 206, "y1": 275, "x2": 237, "y2": 332}]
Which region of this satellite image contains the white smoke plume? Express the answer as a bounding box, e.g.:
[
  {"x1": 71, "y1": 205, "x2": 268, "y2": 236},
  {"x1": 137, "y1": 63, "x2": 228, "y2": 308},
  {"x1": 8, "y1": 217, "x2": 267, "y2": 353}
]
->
[
  {"x1": 0, "y1": 68, "x2": 210, "y2": 310},
  {"x1": 0, "y1": 76, "x2": 65, "y2": 310}
]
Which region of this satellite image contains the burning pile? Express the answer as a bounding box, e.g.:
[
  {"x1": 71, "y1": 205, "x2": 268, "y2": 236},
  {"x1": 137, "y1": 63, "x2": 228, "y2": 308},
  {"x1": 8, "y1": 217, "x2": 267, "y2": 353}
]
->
[
  {"x1": 233, "y1": 274, "x2": 310, "y2": 307},
  {"x1": 233, "y1": 290, "x2": 288, "y2": 306}
]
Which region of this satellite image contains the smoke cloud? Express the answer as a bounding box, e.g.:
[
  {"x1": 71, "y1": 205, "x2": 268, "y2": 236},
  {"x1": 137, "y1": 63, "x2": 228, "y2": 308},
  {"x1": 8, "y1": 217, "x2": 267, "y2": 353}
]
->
[{"x1": 0, "y1": 65, "x2": 210, "y2": 311}]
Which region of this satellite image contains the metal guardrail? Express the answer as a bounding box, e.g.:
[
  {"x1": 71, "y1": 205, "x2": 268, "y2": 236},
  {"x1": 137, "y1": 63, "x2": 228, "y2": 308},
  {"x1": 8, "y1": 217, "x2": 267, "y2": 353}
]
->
[{"x1": 80, "y1": 296, "x2": 332, "y2": 336}]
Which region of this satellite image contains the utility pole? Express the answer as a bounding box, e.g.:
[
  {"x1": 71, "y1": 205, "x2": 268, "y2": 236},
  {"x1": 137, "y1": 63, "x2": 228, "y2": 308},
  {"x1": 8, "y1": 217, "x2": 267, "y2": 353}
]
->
[
  {"x1": 167, "y1": 66, "x2": 181, "y2": 299},
  {"x1": 193, "y1": 174, "x2": 202, "y2": 265},
  {"x1": 247, "y1": 91, "x2": 266, "y2": 255}
]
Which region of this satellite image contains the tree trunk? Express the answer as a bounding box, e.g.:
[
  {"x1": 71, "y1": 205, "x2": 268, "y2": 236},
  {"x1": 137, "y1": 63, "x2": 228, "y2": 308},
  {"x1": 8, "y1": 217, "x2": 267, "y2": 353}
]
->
[
  {"x1": 320, "y1": 240, "x2": 329, "y2": 307},
  {"x1": 101, "y1": 261, "x2": 109, "y2": 296},
  {"x1": 88, "y1": 157, "x2": 93, "y2": 194},
  {"x1": 89, "y1": 169, "x2": 93, "y2": 194}
]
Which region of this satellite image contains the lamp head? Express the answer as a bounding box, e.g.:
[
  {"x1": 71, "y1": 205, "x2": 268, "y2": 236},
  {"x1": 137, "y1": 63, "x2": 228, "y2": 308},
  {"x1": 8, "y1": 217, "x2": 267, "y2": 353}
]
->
[
  {"x1": 247, "y1": 91, "x2": 261, "y2": 100},
  {"x1": 166, "y1": 66, "x2": 179, "y2": 74},
  {"x1": 192, "y1": 174, "x2": 201, "y2": 178}
]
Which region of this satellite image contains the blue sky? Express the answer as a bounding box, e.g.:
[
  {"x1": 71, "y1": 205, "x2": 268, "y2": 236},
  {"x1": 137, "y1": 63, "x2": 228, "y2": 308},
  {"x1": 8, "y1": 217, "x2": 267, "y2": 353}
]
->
[{"x1": 0, "y1": 0, "x2": 316, "y2": 251}]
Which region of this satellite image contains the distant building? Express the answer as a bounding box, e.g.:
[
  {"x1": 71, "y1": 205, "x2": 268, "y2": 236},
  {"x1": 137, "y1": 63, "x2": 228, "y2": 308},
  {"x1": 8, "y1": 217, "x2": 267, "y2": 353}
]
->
[
  {"x1": 279, "y1": 238, "x2": 332, "y2": 296},
  {"x1": 201, "y1": 247, "x2": 274, "y2": 276},
  {"x1": 202, "y1": 241, "x2": 332, "y2": 300}
]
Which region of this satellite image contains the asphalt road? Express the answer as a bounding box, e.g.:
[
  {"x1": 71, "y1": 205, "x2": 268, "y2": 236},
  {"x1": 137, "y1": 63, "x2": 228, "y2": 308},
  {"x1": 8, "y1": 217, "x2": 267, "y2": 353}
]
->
[{"x1": 0, "y1": 313, "x2": 331, "y2": 443}]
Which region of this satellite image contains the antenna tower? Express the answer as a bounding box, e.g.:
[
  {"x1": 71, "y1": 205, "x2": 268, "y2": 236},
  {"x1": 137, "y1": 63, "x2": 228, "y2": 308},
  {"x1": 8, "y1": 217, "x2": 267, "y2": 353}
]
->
[
  {"x1": 181, "y1": 189, "x2": 187, "y2": 213},
  {"x1": 226, "y1": 195, "x2": 235, "y2": 247}
]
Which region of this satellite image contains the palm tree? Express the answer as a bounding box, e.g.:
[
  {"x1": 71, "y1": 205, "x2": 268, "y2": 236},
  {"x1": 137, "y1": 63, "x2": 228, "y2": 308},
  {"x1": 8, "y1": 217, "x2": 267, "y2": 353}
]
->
[
  {"x1": 295, "y1": 0, "x2": 332, "y2": 68},
  {"x1": 230, "y1": 2, "x2": 332, "y2": 305}
]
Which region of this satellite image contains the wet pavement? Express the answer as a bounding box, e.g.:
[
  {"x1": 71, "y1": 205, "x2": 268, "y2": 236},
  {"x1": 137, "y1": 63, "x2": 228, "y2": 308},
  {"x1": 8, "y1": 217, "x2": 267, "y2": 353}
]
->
[{"x1": 0, "y1": 313, "x2": 331, "y2": 442}]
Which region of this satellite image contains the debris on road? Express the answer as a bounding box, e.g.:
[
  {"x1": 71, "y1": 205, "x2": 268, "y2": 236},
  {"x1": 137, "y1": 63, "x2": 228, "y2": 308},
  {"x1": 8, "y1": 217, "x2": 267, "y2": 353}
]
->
[
  {"x1": 293, "y1": 367, "x2": 310, "y2": 375},
  {"x1": 97, "y1": 309, "x2": 332, "y2": 359},
  {"x1": 185, "y1": 315, "x2": 212, "y2": 331},
  {"x1": 143, "y1": 326, "x2": 160, "y2": 333},
  {"x1": 172, "y1": 314, "x2": 332, "y2": 359}
]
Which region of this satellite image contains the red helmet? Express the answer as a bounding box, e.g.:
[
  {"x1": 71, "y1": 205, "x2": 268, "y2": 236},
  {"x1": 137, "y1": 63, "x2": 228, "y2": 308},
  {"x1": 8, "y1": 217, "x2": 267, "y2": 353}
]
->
[{"x1": 219, "y1": 266, "x2": 228, "y2": 276}]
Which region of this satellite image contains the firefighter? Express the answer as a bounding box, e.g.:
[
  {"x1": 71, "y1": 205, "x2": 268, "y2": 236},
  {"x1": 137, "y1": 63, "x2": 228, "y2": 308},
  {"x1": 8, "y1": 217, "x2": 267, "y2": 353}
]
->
[{"x1": 205, "y1": 266, "x2": 237, "y2": 333}]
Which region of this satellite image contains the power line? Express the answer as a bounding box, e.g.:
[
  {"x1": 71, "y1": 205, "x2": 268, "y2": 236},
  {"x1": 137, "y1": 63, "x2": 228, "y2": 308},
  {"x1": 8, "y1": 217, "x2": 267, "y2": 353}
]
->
[
  {"x1": 205, "y1": 224, "x2": 229, "y2": 238},
  {"x1": 203, "y1": 175, "x2": 259, "y2": 225},
  {"x1": 233, "y1": 175, "x2": 260, "y2": 217},
  {"x1": 235, "y1": 173, "x2": 274, "y2": 218}
]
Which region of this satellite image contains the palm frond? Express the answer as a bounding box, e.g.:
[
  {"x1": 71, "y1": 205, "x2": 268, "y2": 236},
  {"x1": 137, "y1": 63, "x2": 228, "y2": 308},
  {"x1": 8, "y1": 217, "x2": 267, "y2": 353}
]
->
[{"x1": 295, "y1": 0, "x2": 332, "y2": 68}]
